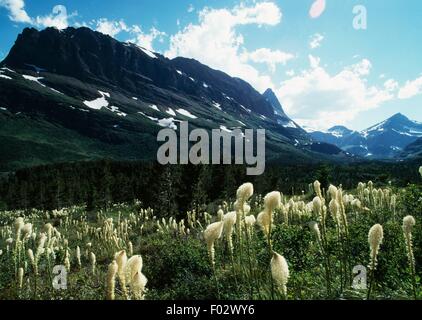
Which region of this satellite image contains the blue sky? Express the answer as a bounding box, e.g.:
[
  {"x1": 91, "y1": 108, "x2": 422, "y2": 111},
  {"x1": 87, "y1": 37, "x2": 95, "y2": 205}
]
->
[{"x1": 0, "y1": 0, "x2": 421, "y2": 130}]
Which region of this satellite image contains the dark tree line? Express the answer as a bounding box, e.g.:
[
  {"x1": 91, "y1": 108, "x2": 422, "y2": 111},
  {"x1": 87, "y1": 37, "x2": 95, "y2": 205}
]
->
[{"x1": 0, "y1": 159, "x2": 420, "y2": 217}]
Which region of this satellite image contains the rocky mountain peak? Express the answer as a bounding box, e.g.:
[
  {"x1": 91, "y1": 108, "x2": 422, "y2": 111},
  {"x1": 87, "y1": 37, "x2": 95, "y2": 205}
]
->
[{"x1": 262, "y1": 88, "x2": 286, "y2": 117}]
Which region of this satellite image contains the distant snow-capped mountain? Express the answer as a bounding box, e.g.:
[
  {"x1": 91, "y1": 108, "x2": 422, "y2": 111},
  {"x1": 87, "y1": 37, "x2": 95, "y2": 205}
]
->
[{"x1": 309, "y1": 113, "x2": 422, "y2": 159}]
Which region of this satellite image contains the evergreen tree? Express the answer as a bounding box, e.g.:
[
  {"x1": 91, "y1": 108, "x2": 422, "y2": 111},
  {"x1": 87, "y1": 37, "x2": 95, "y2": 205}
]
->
[{"x1": 190, "y1": 165, "x2": 211, "y2": 213}]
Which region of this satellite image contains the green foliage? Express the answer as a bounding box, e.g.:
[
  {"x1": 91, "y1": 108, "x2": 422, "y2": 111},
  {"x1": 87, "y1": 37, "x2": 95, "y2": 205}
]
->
[
  {"x1": 140, "y1": 233, "x2": 214, "y2": 300},
  {"x1": 1, "y1": 161, "x2": 420, "y2": 213},
  {"x1": 0, "y1": 165, "x2": 421, "y2": 300},
  {"x1": 401, "y1": 184, "x2": 422, "y2": 218}
]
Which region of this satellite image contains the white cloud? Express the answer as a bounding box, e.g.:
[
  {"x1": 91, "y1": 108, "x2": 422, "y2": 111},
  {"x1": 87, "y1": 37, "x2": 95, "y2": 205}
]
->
[
  {"x1": 384, "y1": 79, "x2": 399, "y2": 92},
  {"x1": 276, "y1": 56, "x2": 395, "y2": 130},
  {"x1": 309, "y1": 33, "x2": 324, "y2": 49},
  {"x1": 187, "y1": 4, "x2": 194, "y2": 13},
  {"x1": 93, "y1": 19, "x2": 165, "y2": 51},
  {"x1": 128, "y1": 27, "x2": 166, "y2": 51},
  {"x1": 95, "y1": 19, "x2": 129, "y2": 37},
  {"x1": 347, "y1": 58, "x2": 371, "y2": 76},
  {"x1": 398, "y1": 76, "x2": 422, "y2": 99},
  {"x1": 0, "y1": 0, "x2": 31, "y2": 23},
  {"x1": 0, "y1": 1, "x2": 162, "y2": 49},
  {"x1": 232, "y1": 2, "x2": 281, "y2": 26},
  {"x1": 308, "y1": 54, "x2": 321, "y2": 69},
  {"x1": 240, "y1": 48, "x2": 295, "y2": 73},
  {"x1": 286, "y1": 69, "x2": 295, "y2": 77},
  {"x1": 35, "y1": 5, "x2": 75, "y2": 30},
  {"x1": 166, "y1": 2, "x2": 283, "y2": 92},
  {"x1": 0, "y1": 2, "x2": 76, "y2": 29}
]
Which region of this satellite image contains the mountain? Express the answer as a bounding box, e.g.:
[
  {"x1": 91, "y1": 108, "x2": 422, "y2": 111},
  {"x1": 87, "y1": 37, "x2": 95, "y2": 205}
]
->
[
  {"x1": 170, "y1": 57, "x2": 275, "y2": 117},
  {"x1": 0, "y1": 27, "x2": 348, "y2": 172},
  {"x1": 400, "y1": 137, "x2": 422, "y2": 159},
  {"x1": 263, "y1": 88, "x2": 287, "y2": 118},
  {"x1": 261, "y1": 88, "x2": 309, "y2": 141},
  {"x1": 309, "y1": 113, "x2": 422, "y2": 159},
  {"x1": 310, "y1": 126, "x2": 356, "y2": 145}
]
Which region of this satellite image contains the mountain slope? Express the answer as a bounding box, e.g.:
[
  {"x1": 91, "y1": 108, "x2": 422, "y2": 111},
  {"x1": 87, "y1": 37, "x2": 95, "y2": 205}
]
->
[
  {"x1": 170, "y1": 57, "x2": 275, "y2": 118},
  {"x1": 400, "y1": 137, "x2": 422, "y2": 159},
  {"x1": 309, "y1": 113, "x2": 422, "y2": 159},
  {"x1": 263, "y1": 88, "x2": 287, "y2": 117},
  {"x1": 0, "y1": 27, "x2": 348, "y2": 172}
]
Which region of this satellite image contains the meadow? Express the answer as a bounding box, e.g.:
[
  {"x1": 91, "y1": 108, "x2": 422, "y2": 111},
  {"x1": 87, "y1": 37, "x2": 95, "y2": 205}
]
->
[{"x1": 0, "y1": 168, "x2": 421, "y2": 300}]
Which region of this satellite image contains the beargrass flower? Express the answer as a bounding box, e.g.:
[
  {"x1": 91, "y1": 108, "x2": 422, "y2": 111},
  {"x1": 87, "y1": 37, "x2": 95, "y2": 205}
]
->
[
  {"x1": 223, "y1": 211, "x2": 237, "y2": 255},
  {"x1": 107, "y1": 260, "x2": 118, "y2": 300},
  {"x1": 204, "y1": 221, "x2": 224, "y2": 266},
  {"x1": 368, "y1": 224, "x2": 383, "y2": 270},
  {"x1": 271, "y1": 252, "x2": 289, "y2": 297}
]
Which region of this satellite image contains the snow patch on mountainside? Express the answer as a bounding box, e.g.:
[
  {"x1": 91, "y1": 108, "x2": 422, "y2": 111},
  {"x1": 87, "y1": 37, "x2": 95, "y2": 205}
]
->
[
  {"x1": 138, "y1": 111, "x2": 178, "y2": 130},
  {"x1": 98, "y1": 91, "x2": 110, "y2": 98},
  {"x1": 158, "y1": 118, "x2": 178, "y2": 130},
  {"x1": 166, "y1": 108, "x2": 176, "y2": 116},
  {"x1": 50, "y1": 88, "x2": 64, "y2": 95},
  {"x1": 109, "y1": 106, "x2": 127, "y2": 117},
  {"x1": 83, "y1": 91, "x2": 110, "y2": 110},
  {"x1": 23, "y1": 75, "x2": 46, "y2": 87},
  {"x1": 176, "y1": 108, "x2": 197, "y2": 119},
  {"x1": 300, "y1": 125, "x2": 319, "y2": 133},
  {"x1": 138, "y1": 47, "x2": 157, "y2": 59},
  {"x1": 220, "y1": 126, "x2": 232, "y2": 133},
  {"x1": 1, "y1": 67, "x2": 15, "y2": 73},
  {"x1": 240, "y1": 105, "x2": 252, "y2": 113},
  {"x1": 149, "y1": 104, "x2": 160, "y2": 112},
  {"x1": 212, "y1": 102, "x2": 222, "y2": 111},
  {"x1": 409, "y1": 129, "x2": 422, "y2": 135},
  {"x1": 283, "y1": 121, "x2": 297, "y2": 129},
  {"x1": 22, "y1": 74, "x2": 66, "y2": 95},
  {"x1": 365, "y1": 121, "x2": 386, "y2": 133},
  {"x1": 138, "y1": 111, "x2": 157, "y2": 121}
]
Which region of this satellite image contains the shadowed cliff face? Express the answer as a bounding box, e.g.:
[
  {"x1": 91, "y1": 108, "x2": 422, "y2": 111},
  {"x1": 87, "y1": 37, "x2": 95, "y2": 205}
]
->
[
  {"x1": 3, "y1": 27, "x2": 192, "y2": 93},
  {"x1": 2, "y1": 27, "x2": 275, "y2": 118},
  {"x1": 0, "y1": 27, "x2": 352, "y2": 172}
]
